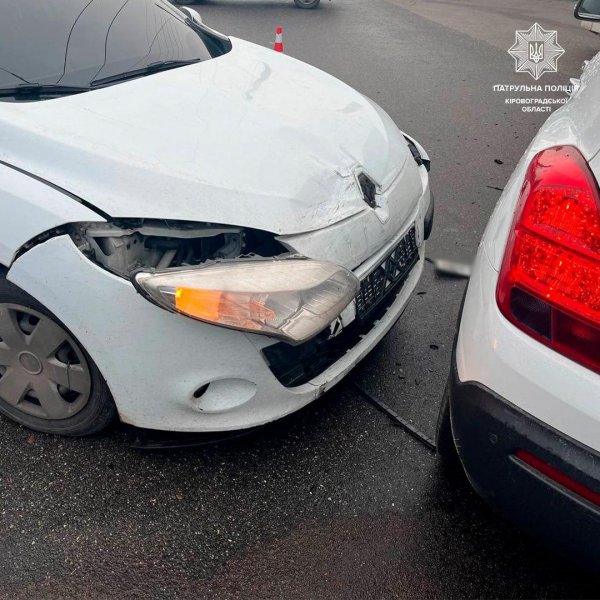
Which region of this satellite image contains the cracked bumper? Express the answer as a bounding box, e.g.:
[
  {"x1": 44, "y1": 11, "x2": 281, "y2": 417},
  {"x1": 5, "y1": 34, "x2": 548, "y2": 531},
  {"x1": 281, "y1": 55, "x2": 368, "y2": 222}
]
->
[{"x1": 8, "y1": 223, "x2": 424, "y2": 432}]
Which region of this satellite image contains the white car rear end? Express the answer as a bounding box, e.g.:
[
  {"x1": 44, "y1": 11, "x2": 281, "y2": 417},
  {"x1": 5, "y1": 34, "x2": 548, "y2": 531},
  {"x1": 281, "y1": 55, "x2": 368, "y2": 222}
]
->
[{"x1": 439, "y1": 52, "x2": 600, "y2": 570}]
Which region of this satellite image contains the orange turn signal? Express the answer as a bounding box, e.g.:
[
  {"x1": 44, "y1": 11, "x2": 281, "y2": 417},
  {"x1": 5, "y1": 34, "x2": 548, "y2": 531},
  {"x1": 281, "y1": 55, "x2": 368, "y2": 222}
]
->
[{"x1": 175, "y1": 288, "x2": 276, "y2": 330}]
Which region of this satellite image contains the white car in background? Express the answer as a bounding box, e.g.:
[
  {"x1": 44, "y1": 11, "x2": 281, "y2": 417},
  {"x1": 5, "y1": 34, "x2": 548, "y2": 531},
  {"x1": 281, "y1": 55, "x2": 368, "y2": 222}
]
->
[
  {"x1": 437, "y1": 41, "x2": 600, "y2": 568},
  {"x1": 0, "y1": 0, "x2": 432, "y2": 436}
]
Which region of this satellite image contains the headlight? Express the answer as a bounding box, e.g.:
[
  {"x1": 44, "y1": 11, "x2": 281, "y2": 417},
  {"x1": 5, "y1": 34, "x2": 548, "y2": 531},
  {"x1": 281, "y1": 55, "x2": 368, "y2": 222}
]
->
[{"x1": 133, "y1": 258, "x2": 360, "y2": 344}]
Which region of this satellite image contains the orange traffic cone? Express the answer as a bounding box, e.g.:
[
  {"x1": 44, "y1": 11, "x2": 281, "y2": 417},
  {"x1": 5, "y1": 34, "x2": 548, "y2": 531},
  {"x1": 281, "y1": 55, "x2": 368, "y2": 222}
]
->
[{"x1": 273, "y1": 26, "x2": 284, "y2": 52}]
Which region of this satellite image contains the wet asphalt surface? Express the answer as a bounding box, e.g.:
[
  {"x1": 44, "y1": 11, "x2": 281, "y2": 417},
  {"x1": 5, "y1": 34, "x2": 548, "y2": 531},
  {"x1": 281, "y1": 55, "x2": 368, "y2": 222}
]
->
[{"x1": 2, "y1": 0, "x2": 600, "y2": 598}]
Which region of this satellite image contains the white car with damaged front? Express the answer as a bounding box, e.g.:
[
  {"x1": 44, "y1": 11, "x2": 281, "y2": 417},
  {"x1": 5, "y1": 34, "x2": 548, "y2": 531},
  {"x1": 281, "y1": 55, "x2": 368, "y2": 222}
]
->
[{"x1": 0, "y1": 0, "x2": 432, "y2": 436}]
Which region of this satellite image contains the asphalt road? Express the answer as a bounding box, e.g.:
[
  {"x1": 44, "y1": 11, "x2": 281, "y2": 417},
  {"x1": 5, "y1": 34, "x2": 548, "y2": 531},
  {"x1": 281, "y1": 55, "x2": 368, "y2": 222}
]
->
[{"x1": 2, "y1": 1, "x2": 600, "y2": 598}]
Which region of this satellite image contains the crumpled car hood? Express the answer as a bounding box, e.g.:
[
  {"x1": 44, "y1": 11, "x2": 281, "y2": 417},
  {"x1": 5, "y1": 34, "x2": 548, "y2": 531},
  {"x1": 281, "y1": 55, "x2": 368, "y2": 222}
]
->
[{"x1": 0, "y1": 38, "x2": 411, "y2": 235}]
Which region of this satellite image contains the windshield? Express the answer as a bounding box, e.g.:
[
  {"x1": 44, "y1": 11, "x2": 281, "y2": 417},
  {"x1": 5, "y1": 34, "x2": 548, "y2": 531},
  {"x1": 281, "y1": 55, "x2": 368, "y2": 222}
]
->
[{"x1": 0, "y1": 0, "x2": 230, "y2": 97}]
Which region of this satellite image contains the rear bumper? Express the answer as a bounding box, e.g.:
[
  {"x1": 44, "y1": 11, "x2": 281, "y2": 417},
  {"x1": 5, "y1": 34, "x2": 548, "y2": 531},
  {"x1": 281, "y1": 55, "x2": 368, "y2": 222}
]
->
[{"x1": 448, "y1": 361, "x2": 600, "y2": 571}]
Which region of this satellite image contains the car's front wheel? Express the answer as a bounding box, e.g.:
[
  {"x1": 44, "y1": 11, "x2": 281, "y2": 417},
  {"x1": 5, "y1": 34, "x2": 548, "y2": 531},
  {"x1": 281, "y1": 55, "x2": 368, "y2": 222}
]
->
[
  {"x1": 0, "y1": 277, "x2": 116, "y2": 436},
  {"x1": 294, "y1": 0, "x2": 320, "y2": 8}
]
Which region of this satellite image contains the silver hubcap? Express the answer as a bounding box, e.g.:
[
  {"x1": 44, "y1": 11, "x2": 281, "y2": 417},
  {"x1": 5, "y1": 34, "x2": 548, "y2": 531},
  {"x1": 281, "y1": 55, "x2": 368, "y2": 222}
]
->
[{"x1": 0, "y1": 304, "x2": 91, "y2": 420}]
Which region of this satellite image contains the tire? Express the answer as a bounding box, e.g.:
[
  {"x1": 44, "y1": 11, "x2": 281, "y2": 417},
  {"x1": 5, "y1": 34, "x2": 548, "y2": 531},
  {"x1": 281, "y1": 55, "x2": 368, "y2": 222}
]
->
[
  {"x1": 0, "y1": 277, "x2": 116, "y2": 436},
  {"x1": 435, "y1": 376, "x2": 461, "y2": 467},
  {"x1": 294, "y1": 0, "x2": 320, "y2": 8}
]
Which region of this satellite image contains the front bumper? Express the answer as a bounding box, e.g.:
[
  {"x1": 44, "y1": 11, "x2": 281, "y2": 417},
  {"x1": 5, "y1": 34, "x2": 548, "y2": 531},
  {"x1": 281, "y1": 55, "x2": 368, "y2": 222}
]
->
[
  {"x1": 8, "y1": 217, "x2": 425, "y2": 432},
  {"x1": 448, "y1": 361, "x2": 600, "y2": 571}
]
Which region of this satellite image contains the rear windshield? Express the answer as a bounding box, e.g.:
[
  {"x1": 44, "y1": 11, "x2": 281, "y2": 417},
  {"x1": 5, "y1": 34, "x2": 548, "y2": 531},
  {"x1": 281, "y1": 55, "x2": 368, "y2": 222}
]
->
[{"x1": 0, "y1": 0, "x2": 230, "y2": 93}]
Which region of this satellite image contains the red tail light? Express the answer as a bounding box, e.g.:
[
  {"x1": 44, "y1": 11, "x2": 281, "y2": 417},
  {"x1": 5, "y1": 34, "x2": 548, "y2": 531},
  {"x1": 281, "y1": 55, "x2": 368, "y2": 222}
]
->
[{"x1": 497, "y1": 146, "x2": 600, "y2": 374}]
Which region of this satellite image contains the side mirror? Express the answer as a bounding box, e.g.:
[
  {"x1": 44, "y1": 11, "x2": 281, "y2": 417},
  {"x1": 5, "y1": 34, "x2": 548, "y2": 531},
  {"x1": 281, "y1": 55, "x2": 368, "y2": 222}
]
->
[
  {"x1": 575, "y1": 0, "x2": 600, "y2": 21},
  {"x1": 179, "y1": 6, "x2": 204, "y2": 25}
]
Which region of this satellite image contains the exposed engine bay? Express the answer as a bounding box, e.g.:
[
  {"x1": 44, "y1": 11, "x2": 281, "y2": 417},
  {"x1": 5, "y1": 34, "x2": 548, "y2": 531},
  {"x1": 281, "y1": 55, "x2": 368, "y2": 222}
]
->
[{"x1": 68, "y1": 220, "x2": 289, "y2": 277}]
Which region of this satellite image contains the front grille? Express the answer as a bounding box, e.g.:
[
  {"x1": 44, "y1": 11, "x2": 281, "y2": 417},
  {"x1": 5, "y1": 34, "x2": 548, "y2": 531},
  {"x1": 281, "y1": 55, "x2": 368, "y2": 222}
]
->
[{"x1": 262, "y1": 226, "x2": 419, "y2": 387}]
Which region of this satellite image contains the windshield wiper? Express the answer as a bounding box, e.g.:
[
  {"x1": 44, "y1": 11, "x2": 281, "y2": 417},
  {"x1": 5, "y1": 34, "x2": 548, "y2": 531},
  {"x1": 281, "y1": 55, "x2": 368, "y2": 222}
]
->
[
  {"x1": 0, "y1": 84, "x2": 90, "y2": 99},
  {"x1": 90, "y1": 59, "x2": 202, "y2": 87}
]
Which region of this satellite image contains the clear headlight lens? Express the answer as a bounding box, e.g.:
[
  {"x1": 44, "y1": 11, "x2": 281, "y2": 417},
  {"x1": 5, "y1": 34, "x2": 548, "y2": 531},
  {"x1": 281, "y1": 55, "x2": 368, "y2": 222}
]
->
[{"x1": 134, "y1": 258, "x2": 360, "y2": 344}]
